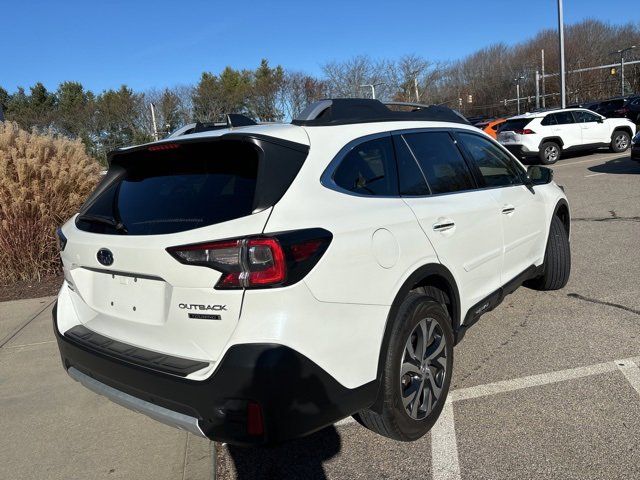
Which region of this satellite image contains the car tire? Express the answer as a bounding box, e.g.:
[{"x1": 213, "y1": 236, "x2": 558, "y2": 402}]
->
[
  {"x1": 353, "y1": 292, "x2": 453, "y2": 441},
  {"x1": 526, "y1": 216, "x2": 571, "y2": 291},
  {"x1": 610, "y1": 130, "x2": 631, "y2": 153},
  {"x1": 539, "y1": 141, "x2": 561, "y2": 165}
]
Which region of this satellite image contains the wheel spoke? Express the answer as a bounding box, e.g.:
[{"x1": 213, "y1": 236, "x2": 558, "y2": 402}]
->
[
  {"x1": 401, "y1": 358, "x2": 421, "y2": 377},
  {"x1": 426, "y1": 335, "x2": 445, "y2": 362},
  {"x1": 426, "y1": 370, "x2": 443, "y2": 399},
  {"x1": 410, "y1": 378, "x2": 425, "y2": 417},
  {"x1": 402, "y1": 378, "x2": 421, "y2": 408}
]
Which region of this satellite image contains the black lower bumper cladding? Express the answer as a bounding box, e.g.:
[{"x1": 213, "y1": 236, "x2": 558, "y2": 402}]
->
[
  {"x1": 53, "y1": 303, "x2": 377, "y2": 445},
  {"x1": 632, "y1": 147, "x2": 640, "y2": 160}
]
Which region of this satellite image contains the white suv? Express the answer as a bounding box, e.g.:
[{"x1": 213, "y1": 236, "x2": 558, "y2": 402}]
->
[
  {"x1": 54, "y1": 99, "x2": 571, "y2": 446},
  {"x1": 498, "y1": 108, "x2": 636, "y2": 164}
]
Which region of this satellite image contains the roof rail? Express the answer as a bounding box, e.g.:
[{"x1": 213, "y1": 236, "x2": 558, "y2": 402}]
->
[
  {"x1": 291, "y1": 98, "x2": 469, "y2": 126},
  {"x1": 166, "y1": 114, "x2": 257, "y2": 138}
]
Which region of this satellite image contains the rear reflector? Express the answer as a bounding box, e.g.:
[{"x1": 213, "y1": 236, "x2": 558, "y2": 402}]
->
[{"x1": 167, "y1": 229, "x2": 332, "y2": 289}]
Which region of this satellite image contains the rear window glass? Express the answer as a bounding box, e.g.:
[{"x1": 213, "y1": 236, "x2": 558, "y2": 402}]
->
[
  {"x1": 77, "y1": 142, "x2": 259, "y2": 235},
  {"x1": 499, "y1": 119, "x2": 531, "y2": 132}
]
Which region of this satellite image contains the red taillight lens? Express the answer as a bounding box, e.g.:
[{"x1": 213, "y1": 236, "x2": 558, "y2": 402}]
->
[
  {"x1": 148, "y1": 143, "x2": 180, "y2": 152},
  {"x1": 247, "y1": 401, "x2": 264, "y2": 436},
  {"x1": 246, "y1": 238, "x2": 286, "y2": 286},
  {"x1": 514, "y1": 129, "x2": 536, "y2": 135},
  {"x1": 167, "y1": 229, "x2": 331, "y2": 289}
]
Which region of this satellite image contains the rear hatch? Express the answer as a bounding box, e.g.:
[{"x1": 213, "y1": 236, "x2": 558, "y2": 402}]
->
[
  {"x1": 60, "y1": 134, "x2": 308, "y2": 370},
  {"x1": 497, "y1": 118, "x2": 534, "y2": 144}
]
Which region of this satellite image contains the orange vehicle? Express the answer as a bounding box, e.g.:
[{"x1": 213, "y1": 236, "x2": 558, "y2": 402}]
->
[{"x1": 476, "y1": 118, "x2": 506, "y2": 139}]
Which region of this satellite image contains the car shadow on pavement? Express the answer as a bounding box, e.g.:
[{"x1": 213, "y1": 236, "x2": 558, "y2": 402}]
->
[
  {"x1": 587, "y1": 155, "x2": 640, "y2": 175},
  {"x1": 226, "y1": 425, "x2": 341, "y2": 479}
]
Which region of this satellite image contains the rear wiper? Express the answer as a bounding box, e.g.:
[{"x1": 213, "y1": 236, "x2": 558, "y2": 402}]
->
[{"x1": 77, "y1": 213, "x2": 128, "y2": 233}]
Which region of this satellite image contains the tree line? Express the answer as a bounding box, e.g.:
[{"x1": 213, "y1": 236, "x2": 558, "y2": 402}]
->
[{"x1": 1, "y1": 19, "x2": 638, "y2": 161}]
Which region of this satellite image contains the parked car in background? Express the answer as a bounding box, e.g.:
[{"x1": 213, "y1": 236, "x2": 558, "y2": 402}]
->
[
  {"x1": 498, "y1": 108, "x2": 636, "y2": 164},
  {"x1": 632, "y1": 132, "x2": 640, "y2": 161},
  {"x1": 475, "y1": 118, "x2": 506, "y2": 139},
  {"x1": 610, "y1": 96, "x2": 640, "y2": 124},
  {"x1": 593, "y1": 96, "x2": 639, "y2": 119}
]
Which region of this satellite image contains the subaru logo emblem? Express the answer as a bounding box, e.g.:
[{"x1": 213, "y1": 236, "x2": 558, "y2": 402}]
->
[{"x1": 97, "y1": 248, "x2": 114, "y2": 266}]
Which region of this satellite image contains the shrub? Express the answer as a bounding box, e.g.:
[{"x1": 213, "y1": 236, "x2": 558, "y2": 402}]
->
[{"x1": 0, "y1": 122, "x2": 101, "y2": 283}]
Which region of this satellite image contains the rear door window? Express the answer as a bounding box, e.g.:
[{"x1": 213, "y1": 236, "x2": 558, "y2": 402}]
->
[
  {"x1": 78, "y1": 141, "x2": 261, "y2": 235},
  {"x1": 553, "y1": 112, "x2": 576, "y2": 125},
  {"x1": 402, "y1": 132, "x2": 476, "y2": 194},
  {"x1": 332, "y1": 136, "x2": 398, "y2": 196}
]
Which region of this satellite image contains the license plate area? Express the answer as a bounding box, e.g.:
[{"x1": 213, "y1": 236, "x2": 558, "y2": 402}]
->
[{"x1": 89, "y1": 271, "x2": 168, "y2": 325}]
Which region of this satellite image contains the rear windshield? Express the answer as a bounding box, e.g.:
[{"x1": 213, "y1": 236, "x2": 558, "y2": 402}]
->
[
  {"x1": 78, "y1": 141, "x2": 260, "y2": 235},
  {"x1": 498, "y1": 119, "x2": 532, "y2": 132}
]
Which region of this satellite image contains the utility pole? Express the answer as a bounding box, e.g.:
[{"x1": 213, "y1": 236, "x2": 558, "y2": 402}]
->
[
  {"x1": 541, "y1": 49, "x2": 546, "y2": 108},
  {"x1": 535, "y1": 71, "x2": 541, "y2": 109},
  {"x1": 610, "y1": 45, "x2": 636, "y2": 96},
  {"x1": 514, "y1": 76, "x2": 525, "y2": 115},
  {"x1": 557, "y1": 0, "x2": 567, "y2": 108},
  {"x1": 150, "y1": 103, "x2": 159, "y2": 141}
]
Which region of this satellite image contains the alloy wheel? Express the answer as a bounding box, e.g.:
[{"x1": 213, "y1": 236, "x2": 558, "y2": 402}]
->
[
  {"x1": 400, "y1": 317, "x2": 447, "y2": 420},
  {"x1": 545, "y1": 145, "x2": 559, "y2": 162},
  {"x1": 615, "y1": 134, "x2": 629, "y2": 151}
]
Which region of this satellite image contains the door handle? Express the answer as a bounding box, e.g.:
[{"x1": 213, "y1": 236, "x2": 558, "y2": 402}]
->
[
  {"x1": 502, "y1": 205, "x2": 516, "y2": 215},
  {"x1": 433, "y1": 220, "x2": 456, "y2": 232}
]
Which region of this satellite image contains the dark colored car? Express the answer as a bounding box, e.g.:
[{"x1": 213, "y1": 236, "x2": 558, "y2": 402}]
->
[
  {"x1": 632, "y1": 132, "x2": 640, "y2": 161},
  {"x1": 594, "y1": 97, "x2": 639, "y2": 120},
  {"x1": 612, "y1": 96, "x2": 640, "y2": 124}
]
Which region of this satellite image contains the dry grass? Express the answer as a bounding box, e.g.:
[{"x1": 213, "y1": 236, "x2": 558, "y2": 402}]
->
[{"x1": 0, "y1": 122, "x2": 101, "y2": 283}]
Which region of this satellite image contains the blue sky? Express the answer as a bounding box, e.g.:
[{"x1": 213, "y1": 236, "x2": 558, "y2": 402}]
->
[{"x1": 2, "y1": 0, "x2": 634, "y2": 93}]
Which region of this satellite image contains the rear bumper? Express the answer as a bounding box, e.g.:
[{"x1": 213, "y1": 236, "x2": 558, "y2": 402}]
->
[
  {"x1": 53, "y1": 302, "x2": 376, "y2": 445},
  {"x1": 503, "y1": 144, "x2": 537, "y2": 160}
]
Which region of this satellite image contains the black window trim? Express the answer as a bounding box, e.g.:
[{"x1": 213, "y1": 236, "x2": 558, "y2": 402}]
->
[
  {"x1": 320, "y1": 132, "x2": 402, "y2": 198},
  {"x1": 321, "y1": 127, "x2": 531, "y2": 200}
]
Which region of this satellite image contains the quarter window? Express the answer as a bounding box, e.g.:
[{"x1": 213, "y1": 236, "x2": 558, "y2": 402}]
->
[
  {"x1": 333, "y1": 136, "x2": 398, "y2": 196},
  {"x1": 402, "y1": 132, "x2": 475, "y2": 194},
  {"x1": 458, "y1": 133, "x2": 524, "y2": 187}
]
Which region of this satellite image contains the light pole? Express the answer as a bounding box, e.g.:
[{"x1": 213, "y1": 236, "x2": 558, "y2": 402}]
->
[
  {"x1": 610, "y1": 45, "x2": 636, "y2": 96},
  {"x1": 150, "y1": 103, "x2": 159, "y2": 141},
  {"x1": 557, "y1": 0, "x2": 567, "y2": 109},
  {"x1": 514, "y1": 75, "x2": 525, "y2": 115},
  {"x1": 360, "y1": 83, "x2": 384, "y2": 100}
]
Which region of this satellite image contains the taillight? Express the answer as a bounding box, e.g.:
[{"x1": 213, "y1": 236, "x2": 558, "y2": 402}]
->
[
  {"x1": 167, "y1": 229, "x2": 332, "y2": 289},
  {"x1": 514, "y1": 129, "x2": 536, "y2": 135}
]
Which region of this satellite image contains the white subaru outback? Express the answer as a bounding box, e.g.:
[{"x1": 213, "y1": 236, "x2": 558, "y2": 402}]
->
[
  {"x1": 54, "y1": 99, "x2": 571, "y2": 446},
  {"x1": 498, "y1": 108, "x2": 636, "y2": 164}
]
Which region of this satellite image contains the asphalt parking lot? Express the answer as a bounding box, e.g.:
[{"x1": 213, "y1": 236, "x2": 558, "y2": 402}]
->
[{"x1": 1, "y1": 150, "x2": 639, "y2": 480}]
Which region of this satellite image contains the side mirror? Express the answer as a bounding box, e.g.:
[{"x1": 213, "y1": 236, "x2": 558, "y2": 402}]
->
[
  {"x1": 597, "y1": 117, "x2": 604, "y2": 123},
  {"x1": 527, "y1": 165, "x2": 554, "y2": 186}
]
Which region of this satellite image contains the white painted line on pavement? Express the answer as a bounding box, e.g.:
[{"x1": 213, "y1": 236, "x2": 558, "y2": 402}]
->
[
  {"x1": 431, "y1": 400, "x2": 462, "y2": 480},
  {"x1": 616, "y1": 359, "x2": 640, "y2": 397},
  {"x1": 553, "y1": 155, "x2": 617, "y2": 168},
  {"x1": 585, "y1": 172, "x2": 606, "y2": 177},
  {"x1": 449, "y1": 360, "x2": 620, "y2": 402}
]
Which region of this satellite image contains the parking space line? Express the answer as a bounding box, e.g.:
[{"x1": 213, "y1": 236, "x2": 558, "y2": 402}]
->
[
  {"x1": 553, "y1": 155, "x2": 620, "y2": 168},
  {"x1": 585, "y1": 172, "x2": 606, "y2": 178},
  {"x1": 616, "y1": 359, "x2": 640, "y2": 397},
  {"x1": 449, "y1": 361, "x2": 619, "y2": 402},
  {"x1": 430, "y1": 401, "x2": 462, "y2": 480}
]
